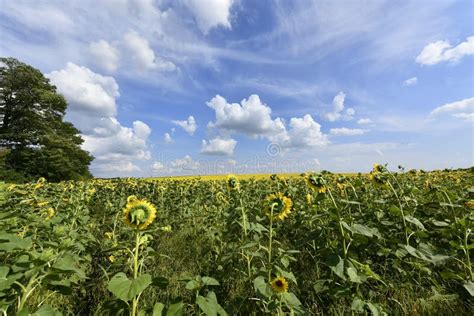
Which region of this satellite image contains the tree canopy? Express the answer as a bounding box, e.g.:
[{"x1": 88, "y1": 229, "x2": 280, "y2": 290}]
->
[{"x1": 0, "y1": 57, "x2": 93, "y2": 182}]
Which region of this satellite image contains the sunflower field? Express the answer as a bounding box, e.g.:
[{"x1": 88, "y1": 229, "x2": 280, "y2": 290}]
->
[{"x1": 0, "y1": 165, "x2": 473, "y2": 315}]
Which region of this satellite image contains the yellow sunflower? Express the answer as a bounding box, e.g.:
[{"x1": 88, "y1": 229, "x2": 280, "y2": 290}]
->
[
  {"x1": 271, "y1": 276, "x2": 289, "y2": 293},
  {"x1": 305, "y1": 173, "x2": 327, "y2": 193},
  {"x1": 123, "y1": 199, "x2": 157, "y2": 230},
  {"x1": 265, "y1": 192, "x2": 293, "y2": 221},
  {"x1": 227, "y1": 174, "x2": 240, "y2": 191}
]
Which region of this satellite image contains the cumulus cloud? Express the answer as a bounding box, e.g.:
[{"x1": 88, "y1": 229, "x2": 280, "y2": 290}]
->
[
  {"x1": 123, "y1": 31, "x2": 176, "y2": 72},
  {"x1": 430, "y1": 97, "x2": 474, "y2": 116},
  {"x1": 47, "y1": 62, "x2": 119, "y2": 117},
  {"x1": 207, "y1": 94, "x2": 328, "y2": 150},
  {"x1": 47, "y1": 63, "x2": 152, "y2": 176},
  {"x1": 416, "y1": 36, "x2": 474, "y2": 65},
  {"x1": 164, "y1": 132, "x2": 173, "y2": 144},
  {"x1": 272, "y1": 114, "x2": 328, "y2": 148},
  {"x1": 357, "y1": 118, "x2": 373, "y2": 125},
  {"x1": 322, "y1": 92, "x2": 355, "y2": 121},
  {"x1": 183, "y1": 0, "x2": 234, "y2": 34},
  {"x1": 330, "y1": 127, "x2": 368, "y2": 136},
  {"x1": 89, "y1": 40, "x2": 120, "y2": 72},
  {"x1": 207, "y1": 94, "x2": 285, "y2": 137},
  {"x1": 201, "y1": 137, "x2": 236, "y2": 155},
  {"x1": 403, "y1": 77, "x2": 418, "y2": 86},
  {"x1": 172, "y1": 116, "x2": 197, "y2": 135}
]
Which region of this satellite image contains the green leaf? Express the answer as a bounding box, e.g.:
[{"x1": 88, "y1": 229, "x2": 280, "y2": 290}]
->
[
  {"x1": 0, "y1": 233, "x2": 32, "y2": 251},
  {"x1": 153, "y1": 303, "x2": 165, "y2": 316},
  {"x1": 31, "y1": 304, "x2": 63, "y2": 316},
  {"x1": 52, "y1": 254, "x2": 86, "y2": 279},
  {"x1": 404, "y1": 215, "x2": 425, "y2": 230},
  {"x1": 107, "y1": 273, "x2": 152, "y2": 302},
  {"x1": 328, "y1": 255, "x2": 345, "y2": 280},
  {"x1": 366, "y1": 302, "x2": 381, "y2": 316},
  {"x1": 463, "y1": 281, "x2": 474, "y2": 297},
  {"x1": 196, "y1": 291, "x2": 227, "y2": 316},
  {"x1": 253, "y1": 276, "x2": 272, "y2": 298},
  {"x1": 185, "y1": 279, "x2": 201, "y2": 290},
  {"x1": 166, "y1": 302, "x2": 184, "y2": 316},
  {"x1": 346, "y1": 267, "x2": 362, "y2": 283},
  {"x1": 281, "y1": 292, "x2": 303, "y2": 311},
  {"x1": 201, "y1": 276, "x2": 220, "y2": 286},
  {"x1": 351, "y1": 297, "x2": 365, "y2": 312}
]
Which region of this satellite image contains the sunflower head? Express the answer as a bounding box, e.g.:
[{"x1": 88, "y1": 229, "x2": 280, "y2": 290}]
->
[
  {"x1": 373, "y1": 163, "x2": 385, "y2": 173},
  {"x1": 265, "y1": 192, "x2": 293, "y2": 221},
  {"x1": 271, "y1": 276, "x2": 289, "y2": 293},
  {"x1": 305, "y1": 173, "x2": 327, "y2": 193},
  {"x1": 270, "y1": 174, "x2": 278, "y2": 181},
  {"x1": 123, "y1": 199, "x2": 157, "y2": 230},
  {"x1": 227, "y1": 174, "x2": 240, "y2": 191},
  {"x1": 465, "y1": 200, "x2": 474, "y2": 209}
]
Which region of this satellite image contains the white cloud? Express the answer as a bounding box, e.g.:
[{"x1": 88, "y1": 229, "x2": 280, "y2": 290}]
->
[
  {"x1": 452, "y1": 113, "x2": 474, "y2": 122},
  {"x1": 330, "y1": 127, "x2": 368, "y2": 136},
  {"x1": 430, "y1": 97, "x2": 474, "y2": 116},
  {"x1": 207, "y1": 94, "x2": 285, "y2": 137},
  {"x1": 403, "y1": 77, "x2": 418, "y2": 86},
  {"x1": 151, "y1": 161, "x2": 165, "y2": 172},
  {"x1": 164, "y1": 132, "x2": 173, "y2": 143},
  {"x1": 416, "y1": 36, "x2": 474, "y2": 65},
  {"x1": 323, "y1": 92, "x2": 354, "y2": 121},
  {"x1": 47, "y1": 63, "x2": 152, "y2": 177},
  {"x1": 123, "y1": 31, "x2": 176, "y2": 72},
  {"x1": 89, "y1": 40, "x2": 120, "y2": 72},
  {"x1": 172, "y1": 116, "x2": 198, "y2": 135},
  {"x1": 207, "y1": 94, "x2": 328, "y2": 150},
  {"x1": 183, "y1": 0, "x2": 234, "y2": 34},
  {"x1": 357, "y1": 118, "x2": 373, "y2": 125},
  {"x1": 272, "y1": 114, "x2": 328, "y2": 148},
  {"x1": 201, "y1": 137, "x2": 236, "y2": 155},
  {"x1": 47, "y1": 62, "x2": 119, "y2": 117}
]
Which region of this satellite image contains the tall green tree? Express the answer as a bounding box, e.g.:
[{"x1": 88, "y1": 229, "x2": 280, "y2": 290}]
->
[{"x1": 0, "y1": 57, "x2": 93, "y2": 182}]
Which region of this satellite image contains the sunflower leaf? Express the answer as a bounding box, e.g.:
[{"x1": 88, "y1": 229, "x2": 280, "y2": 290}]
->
[{"x1": 107, "y1": 273, "x2": 152, "y2": 302}]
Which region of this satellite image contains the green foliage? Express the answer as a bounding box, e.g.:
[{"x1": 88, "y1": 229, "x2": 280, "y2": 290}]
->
[
  {"x1": 0, "y1": 57, "x2": 93, "y2": 182},
  {"x1": 0, "y1": 168, "x2": 473, "y2": 314}
]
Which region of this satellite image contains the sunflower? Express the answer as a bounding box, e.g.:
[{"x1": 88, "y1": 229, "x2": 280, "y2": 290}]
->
[
  {"x1": 305, "y1": 173, "x2": 327, "y2": 193},
  {"x1": 227, "y1": 174, "x2": 240, "y2": 191},
  {"x1": 265, "y1": 192, "x2": 293, "y2": 221},
  {"x1": 271, "y1": 276, "x2": 289, "y2": 293},
  {"x1": 336, "y1": 176, "x2": 346, "y2": 191},
  {"x1": 123, "y1": 199, "x2": 157, "y2": 230}
]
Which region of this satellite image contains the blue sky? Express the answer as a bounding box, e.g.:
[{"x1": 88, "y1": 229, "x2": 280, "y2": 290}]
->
[{"x1": 1, "y1": 0, "x2": 473, "y2": 177}]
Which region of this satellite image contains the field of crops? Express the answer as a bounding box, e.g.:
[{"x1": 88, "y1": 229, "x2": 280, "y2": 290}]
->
[{"x1": 1, "y1": 165, "x2": 473, "y2": 315}]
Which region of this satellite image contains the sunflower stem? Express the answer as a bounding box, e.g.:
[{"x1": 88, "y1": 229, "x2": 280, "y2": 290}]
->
[
  {"x1": 268, "y1": 203, "x2": 275, "y2": 282},
  {"x1": 327, "y1": 188, "x2": 348, "y2": 259},
  {"x1": 131, "y1": 231, "x2": 141, "y2": 316}
]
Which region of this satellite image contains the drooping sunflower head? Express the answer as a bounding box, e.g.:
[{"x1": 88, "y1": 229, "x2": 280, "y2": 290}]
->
[
  {"x1": 227, "y1": 174, "x2": 240, "y2": 191},
  {"x1": 265, "y1": 192, "x2": 293, "y2": 221},
  {"x1": 271, "y1": 276, "x2": 289, "y2": 293},
  {"x1": 305, "y1": 173, "x2": 327, "y2": 193},
  {"x1": 123, "y1": 199, "x2": 157, "y2": 230},
  {"x1": 369, "y1": 171, "x2": 386, "y2": 185},
  {"x1": 373, "y1": 163, "x2": 385, "y2": 173}
]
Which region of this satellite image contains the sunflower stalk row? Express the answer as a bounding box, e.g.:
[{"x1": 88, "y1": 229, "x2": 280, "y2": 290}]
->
[{"x1": 0, "y1": 165, "x2": 473, "y2": 315}]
